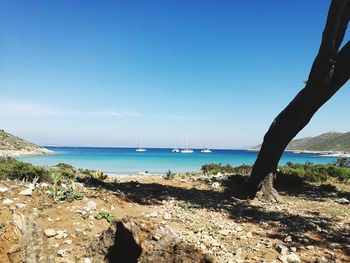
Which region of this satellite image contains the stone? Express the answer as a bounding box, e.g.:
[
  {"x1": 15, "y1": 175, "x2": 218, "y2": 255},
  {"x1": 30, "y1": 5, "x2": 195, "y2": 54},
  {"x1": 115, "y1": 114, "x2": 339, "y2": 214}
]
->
[
  {"x1": 284, "y1": 236, "x2": 292, "y2": 243},
  {"x1": 163, "y1": 212, "x2": 172, "y2": 220},
  {"x1": 290, "y1": 247, "x2": 297, "y2": 252},
  {"x1": 56, "y1": 230, "x2": 68, "y2": 239},
  {"x1": 64, "y1": 240, "x2": 73, "y2": 245},
  {"x1": 28, "y1": 183, "x2": 35, "y2": 189},
  {"x1": 19, "y1": 188, "x2": 32, "y2": 196},
  {"x1": 57, "y1": 249, "x2": 67, "y2": 257},
  {"x1": 275, "y1": 244, "x2": 289, "y2": 255},
  {"x1": 2, "y1": 199, "x2": 13, "y2": 206},
  {"x1": 211, "y1": 182, "x2": 220, "y2": 189},
  {"x1": 83, "y1": 258, "x2": 91, "y2": 263},
  {"x1": 0, "y1": 187, "x2": 9, "y2": 193},
  {"x1": 306, "y1": 245, "x2": 314, "y2": 250},
  {"x1": 278, "y1": 253, "x2": 301, "y2": 263},
  {"x1": 148, "y1": 211, "x2": 158, "y2": 218},
  {"x1": 40, "y1": 183, "x2": 49, "y2": 188},
  {"x1": 15, "y1": 203, "x2": 27, "y2": 209},
  {"x1": 335, "y1": 198, "x2": 350, "y2": 204},
  {"x1": 86, "y1": 201, "x2": 97, "y2": 210},
  {"x1": 44, "y1": 229, "x2": 57, "y2": 238}
]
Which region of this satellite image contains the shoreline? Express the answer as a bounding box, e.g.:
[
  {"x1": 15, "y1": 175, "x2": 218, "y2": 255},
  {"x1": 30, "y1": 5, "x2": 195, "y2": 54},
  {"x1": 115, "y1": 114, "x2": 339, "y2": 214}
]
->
[
  {"x1": 248, "y1": 148, "x2": 350, "y2": 157},
  {"x1": 0, "y1": 148, "x2": 54, "y2": 158}
]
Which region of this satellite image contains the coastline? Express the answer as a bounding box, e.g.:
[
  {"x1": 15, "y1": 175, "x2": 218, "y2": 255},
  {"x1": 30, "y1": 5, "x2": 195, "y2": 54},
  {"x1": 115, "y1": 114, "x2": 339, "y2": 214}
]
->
[
  {"x1": 0, "y1": 148, "x2": 54, "y2": 158},
  {"x1": 248, "y1": 148, "x2": 350, "y2": 157}
]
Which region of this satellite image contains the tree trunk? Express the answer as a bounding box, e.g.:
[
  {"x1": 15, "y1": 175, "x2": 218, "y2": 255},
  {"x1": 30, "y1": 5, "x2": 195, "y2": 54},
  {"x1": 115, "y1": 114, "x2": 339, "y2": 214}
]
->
[{"x1": 247, "y1": 0, "x2": 350, "y2": 199}]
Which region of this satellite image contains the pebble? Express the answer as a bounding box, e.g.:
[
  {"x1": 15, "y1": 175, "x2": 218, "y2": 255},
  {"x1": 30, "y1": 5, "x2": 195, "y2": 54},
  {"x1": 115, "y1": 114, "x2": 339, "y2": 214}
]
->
[
  {"x1": 335, "y1": 198, "x2": 349, "y2": 204},
  {"x1": 163, "y1": 212, "x2": 172, "y2": 220},
  {"x1": 40, "y1": 183, "x2": 49, "y2": 188},
  {"x1": 306, "y1": 245, "x2": 314, "y2": 250},
  {"x1": 83, "y1": 258, "x2": 91, "y2": 263},
  {"x1": 19, "y1": 188, "x2": 32, "y2": 196},
  {"x1": 148, "y1": 211, "x2": 158, "y2": 218},
  {"x1": 284, "y1": 235, "x2": 292, "y2": 243},
  {"x1": 275, "y1": 244, "x2": 289, "y2": 255},
  {"x1": 278, "y1": 253, "x2": 301, "y2": 263},
  {"x1": 86, "y1": 201, "x2": 97, "y2": 210},
  {"x1": 56, "y1": 230, "x2": 68, "y2": 239},
  {"x1": 15, "y1": 203, "x2": 27, "y2": 209},
  {"x1": 57, "y1": 249, "x2": 67, "y2": 257},
  {"x1": 290, "y1": 247, "x2": 297, "y2": 252},
  {"x1": 64, "y1": 239, "x2": 73, "y2": 245},
  {"x1": 0, "y1": 187, "x2": 9, "y2": 193},
  {"x1": 2, "y1": 199, "x2": 13, "y2": 206},
  {"x1": 211, "y1": 182, "x2": 220, "y2": 189},
  {"x1": 44, "y1": 229, "x2": 57, "y2": 238}
]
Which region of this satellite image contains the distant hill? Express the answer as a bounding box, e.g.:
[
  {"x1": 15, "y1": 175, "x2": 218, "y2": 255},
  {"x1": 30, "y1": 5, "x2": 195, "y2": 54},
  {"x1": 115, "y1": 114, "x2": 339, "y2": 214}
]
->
[
  {"x1": 251, "y1": 132, "x2": 350, "y2": 152},
  {"x1": 0, "y1": 130, "x2": 53, "y2": 157}
]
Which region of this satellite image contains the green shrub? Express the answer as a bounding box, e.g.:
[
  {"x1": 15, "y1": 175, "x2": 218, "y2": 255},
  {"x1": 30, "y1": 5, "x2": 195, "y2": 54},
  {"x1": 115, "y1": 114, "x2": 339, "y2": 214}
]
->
[
  {"x1": 335, "y1": 157, "x2": 350, "y2": 167},
  {"x1": 277, "y1": 163, "x2": 350, "y2": 183},
  {"x1": 79, "y1": 168, "x2": 107, "y2": 180},
  {"x1": 164, "y1": 170, "x2": 175, "y2": 180},
  {"x1": 95, "y1": 212, "x2": 115, "y2": 223},
  {"x1": 201, "y1": 163, "x2": 235, "y2": 175},
  {"x1": 0, "y1": 157, "x2": 50, "y2": 182}
]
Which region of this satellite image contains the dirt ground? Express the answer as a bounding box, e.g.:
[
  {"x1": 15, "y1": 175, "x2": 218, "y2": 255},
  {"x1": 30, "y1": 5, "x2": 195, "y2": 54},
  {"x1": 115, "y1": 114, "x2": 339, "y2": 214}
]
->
[{"x1": 0, "y1": 174, "x2": 349, "y2": 262}]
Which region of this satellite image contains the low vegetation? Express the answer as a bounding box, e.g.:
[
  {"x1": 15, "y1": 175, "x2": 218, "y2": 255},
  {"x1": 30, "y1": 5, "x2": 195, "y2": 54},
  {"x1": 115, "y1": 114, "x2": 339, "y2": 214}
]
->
[
  {"x1": 277, "y1": 162, "x2": 350, "y2": 184},
  {"x1": 95, "y1": 211, "x2": 116, "y2": 223},
  {"x1": 164, "y1": 170, "x2": 175, "y2": 180}
]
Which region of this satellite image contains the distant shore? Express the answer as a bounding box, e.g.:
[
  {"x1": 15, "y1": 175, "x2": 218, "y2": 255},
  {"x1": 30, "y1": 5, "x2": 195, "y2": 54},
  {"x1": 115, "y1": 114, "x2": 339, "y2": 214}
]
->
[
  {"x1": 248, "y1": 148, "x2": 350, "y2": 158},
  {"x1": 0, "y1": 148, "x2": 54, "y2": 158}
]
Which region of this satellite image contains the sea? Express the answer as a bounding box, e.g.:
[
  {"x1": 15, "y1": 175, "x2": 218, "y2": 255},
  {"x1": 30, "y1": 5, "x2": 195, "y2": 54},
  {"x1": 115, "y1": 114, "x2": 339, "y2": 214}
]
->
[{"x1": 17, "y1": 147, "x2": 337, "y2": 175}]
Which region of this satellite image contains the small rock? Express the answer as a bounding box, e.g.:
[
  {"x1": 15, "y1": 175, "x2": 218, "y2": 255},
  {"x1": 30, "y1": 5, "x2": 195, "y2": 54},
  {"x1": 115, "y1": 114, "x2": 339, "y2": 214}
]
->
[
  {"x1": 211, "y1": 182, "x2": 220, "y2": 189},
  {"x1": 163, "y1": 212, "x2": 172, "y2": 220},
  {"x1": 306, "y1": 245, "x2": 314, "y2": 250},
  {"x1": 57, "y1": 249, "x2": 67, "y2": 257},
  {"x1": 64, "y1": 240, "x2": 72, "y2": 245},
  {"x1": 40, "y1": 183, "x2": 49, "y2": 188},
  {"x1": 44, "y1": 229, "x2": 57, "y2": 238},
  {"x1": 290, "y1": 247, "x2": 297, "y2": 252},
  {"x1": 148, "y1": 211, "x2": 158, "y2": 218},
  {"x1": 275, "y1": 244, "x2": 289, "y2": 255},
  {"x1": 278, "y1": 253, "x2": 301, "y2": 263},
  {"x1": 246, "y1": 231, "x2": 253, "y2": 238},
  {"x1": 19, "y1": 188, "x2": 32, "y2": 196},
  {"x1": 56, "y1": 230, "x2": 68, "y2": 239},
  {"x1": 15, "y1": 203, "x2": 26, "y2": 209},
  {"x1": 86, "y1": 201, "x2": 97, "y2": 210},
  {"x1": 335, "y1": 198, "x2": 349, "y2": 204},
  {"x1": 28, "y1": 183, "x2": 35, "y2": 189},
  {"x1": 0, "y1": 187, "x2": 9, "y2": 193},
  {"x1": 284, "y1": 236, "x2": 292, "y2": 243},
  {"x1": 83, "y1": 258, "x2": 91, "y2": 263},
  {"x1": 2, "y1": 199, "x2": 13, "y2": 206}
]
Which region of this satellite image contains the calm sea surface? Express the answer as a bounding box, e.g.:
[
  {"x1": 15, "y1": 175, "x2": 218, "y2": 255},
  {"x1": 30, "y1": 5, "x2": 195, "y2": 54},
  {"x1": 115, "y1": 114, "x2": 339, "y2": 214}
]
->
[{"x1": 18, "y1": 147, "x2": 336, "y2": 175}]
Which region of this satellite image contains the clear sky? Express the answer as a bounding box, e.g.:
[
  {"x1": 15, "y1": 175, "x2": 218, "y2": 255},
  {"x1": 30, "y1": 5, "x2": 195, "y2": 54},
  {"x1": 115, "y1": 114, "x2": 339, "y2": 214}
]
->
[{"x1": 0, "y1": 0, "x2": 349, "y2": 149}]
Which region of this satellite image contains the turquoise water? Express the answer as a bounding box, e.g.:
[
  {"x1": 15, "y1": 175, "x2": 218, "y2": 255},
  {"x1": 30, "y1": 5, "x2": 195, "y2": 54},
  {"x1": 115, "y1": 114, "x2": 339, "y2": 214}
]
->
[{"x1": 18, "y1": 147, "x2": 337, "y2": 174}]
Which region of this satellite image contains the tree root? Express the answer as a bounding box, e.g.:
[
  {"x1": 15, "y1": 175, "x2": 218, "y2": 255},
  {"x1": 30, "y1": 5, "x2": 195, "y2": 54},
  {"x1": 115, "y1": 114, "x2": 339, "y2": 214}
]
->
[{"x1": 255, "y1": 173, "x2": 280, "y2": 202}]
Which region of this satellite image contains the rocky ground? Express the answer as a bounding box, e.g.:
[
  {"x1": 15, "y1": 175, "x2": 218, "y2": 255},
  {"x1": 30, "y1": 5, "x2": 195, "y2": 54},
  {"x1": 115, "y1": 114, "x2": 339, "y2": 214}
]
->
[{"x1": 0, "y1": 173, "x2": 349, "y2": 262}]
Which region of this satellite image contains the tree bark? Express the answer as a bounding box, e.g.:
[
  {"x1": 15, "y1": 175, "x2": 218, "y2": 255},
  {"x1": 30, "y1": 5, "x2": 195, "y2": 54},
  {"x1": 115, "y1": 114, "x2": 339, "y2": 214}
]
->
[{"x1": 247, "y1": 0, "x2": 350, "y2": 199}]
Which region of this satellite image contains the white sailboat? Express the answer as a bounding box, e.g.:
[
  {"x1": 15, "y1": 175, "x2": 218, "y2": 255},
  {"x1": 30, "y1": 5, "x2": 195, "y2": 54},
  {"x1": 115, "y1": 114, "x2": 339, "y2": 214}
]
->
[
  {"x1": 180, "y1": 138, "x2": 193, "y2": 153},
  {"x1": 201, "y1": 141, "x2": 212, "y2": 153},
  {"x1": 172, "y1": 142, "x2": 180, "y2": 153},
  {"x1": 135, "y1": 139, "x2": 147, "y2": 152}
]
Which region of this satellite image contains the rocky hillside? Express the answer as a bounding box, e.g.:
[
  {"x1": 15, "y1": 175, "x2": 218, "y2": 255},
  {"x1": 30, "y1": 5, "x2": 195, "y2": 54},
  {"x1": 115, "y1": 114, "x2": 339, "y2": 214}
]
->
[
  {"x1": 0, "y1": 130, "x2": 52, "y2": 157},
  {"x1": 251, "y1": 131, "x2": 350, "y2": 152}
]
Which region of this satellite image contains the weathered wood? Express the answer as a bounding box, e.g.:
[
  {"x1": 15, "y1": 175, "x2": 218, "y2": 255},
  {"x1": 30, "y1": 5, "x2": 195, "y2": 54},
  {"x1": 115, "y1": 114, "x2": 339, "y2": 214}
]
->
[{"x1": 247, "y1": 0, "x2": 350, "y2": 199}]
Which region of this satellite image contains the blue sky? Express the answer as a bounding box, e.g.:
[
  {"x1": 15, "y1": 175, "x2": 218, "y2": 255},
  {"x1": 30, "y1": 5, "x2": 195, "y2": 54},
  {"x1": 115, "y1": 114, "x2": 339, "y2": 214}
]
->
[{"x1": 0, "y1": 0, "x2": 349, "y2": 148}]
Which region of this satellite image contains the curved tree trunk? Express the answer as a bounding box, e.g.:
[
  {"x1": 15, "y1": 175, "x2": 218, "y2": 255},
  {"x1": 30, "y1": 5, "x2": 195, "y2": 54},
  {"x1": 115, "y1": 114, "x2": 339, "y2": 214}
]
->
[{"x1": 247, "y1": 0, "x2": 350, "y2": 200}]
